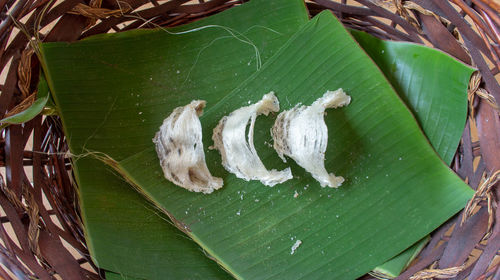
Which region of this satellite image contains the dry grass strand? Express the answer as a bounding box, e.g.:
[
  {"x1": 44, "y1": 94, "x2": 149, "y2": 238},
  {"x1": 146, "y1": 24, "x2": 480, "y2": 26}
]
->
[
  {"x1": 409, "y1": 264, "x2": 465, "y2": 279},
  {"x1": 462, "y1": 169, "x2": 500, "y2": 238}
]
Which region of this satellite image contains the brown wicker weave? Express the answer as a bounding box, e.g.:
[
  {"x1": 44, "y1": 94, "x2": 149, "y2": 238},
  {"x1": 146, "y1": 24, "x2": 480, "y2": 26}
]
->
[{"x1": 0, "y1": 0, "x2": 498, "y2": 279}]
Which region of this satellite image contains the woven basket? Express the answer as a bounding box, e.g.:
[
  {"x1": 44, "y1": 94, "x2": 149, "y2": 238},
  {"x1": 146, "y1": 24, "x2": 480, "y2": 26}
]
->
[{"x1": 0, "y1": 0, "x2": 498, "y2": 279}]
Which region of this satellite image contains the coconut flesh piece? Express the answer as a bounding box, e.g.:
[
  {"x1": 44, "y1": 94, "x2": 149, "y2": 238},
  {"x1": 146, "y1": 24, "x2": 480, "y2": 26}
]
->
[
  {"x1": 153, "y1": 100, "x2": 223, "y2": 194},
  {"x1": 272, "y1": 89, "x2": 351, "y2": 188},
  {"x1": 212, "y1": 92, "x2": 292, "y2": 187}
]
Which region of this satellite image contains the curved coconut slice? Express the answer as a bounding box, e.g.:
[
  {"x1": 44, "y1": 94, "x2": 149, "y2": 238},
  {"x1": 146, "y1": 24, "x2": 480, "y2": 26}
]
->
[
  {"x1": 212, "y1": 92, "x2": 292, "y2": 187},
  {"x1": 272, "y1": 89, "x2": 351, "y2": 188},
  {"x1": 153, "y1": 100, "x2": 223, "y2": 194}
]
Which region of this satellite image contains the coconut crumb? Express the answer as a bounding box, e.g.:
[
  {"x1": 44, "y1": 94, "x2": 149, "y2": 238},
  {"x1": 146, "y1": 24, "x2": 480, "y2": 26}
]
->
[{"x1": 291, "y1": 240, "x2": 302, "y2": 255}]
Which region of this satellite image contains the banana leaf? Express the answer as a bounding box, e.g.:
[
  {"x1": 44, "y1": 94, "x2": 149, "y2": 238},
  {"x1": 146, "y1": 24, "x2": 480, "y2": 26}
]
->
[
  {"x1": 39, "y1": 1, "x2": 472, "y2": 278},
  {"x1": 0, "y1": 75, "x2": 50, "y2": 128},
  {"x1": 351, "y1": 31, "x2": 474, "y2": 277},
  {"x1": 352, "y1": 30, "x2": 472, "y2": 165},
  {"x1": 372, "y1": 236, "x2": 430, "y2": 279},
  {"x1": 108, "y1": 12, "x2": 472, "y2": 279},
  {"x1": 106, "y1": 271, "x2": 141, "y2": 280},
  {"x1": 40, "y1": 0, "x2": 309, "y2": 278}
]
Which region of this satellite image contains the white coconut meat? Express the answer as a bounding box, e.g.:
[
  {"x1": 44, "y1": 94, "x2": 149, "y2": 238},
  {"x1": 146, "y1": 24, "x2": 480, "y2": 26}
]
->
[
  {"x1": 272, "y1": 89, "x2": 351, "y2": 188},
  {"x1": 212, "y1": 92, "x2": 292, "y2": 187},
  {"x1": 153, "y1": 100, "x2": 223, "y2": 194}
]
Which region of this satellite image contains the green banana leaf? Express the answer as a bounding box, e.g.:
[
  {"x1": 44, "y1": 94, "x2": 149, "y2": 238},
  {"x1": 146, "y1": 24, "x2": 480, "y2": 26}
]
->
[
  {"x1": 40, "y1": 0, "x2": 309, "y2": 278},
  {"x1": 77, "y1": 161, "x2": 231, "y2": 279},
  {"x1": 352, "y1": 30, "x2": 472, "y2": 165},
  {"x1": 352, "y1": 31, "x2": 474, "y2": 277},
  {"x1": 371, "y1": 236, "x2": 430, "y2": 279},
  {"x1": 39, "y1": 0, "x2": 474, "y2": 278},
  {"x1": 106, "y1": 271, "x2": 141, "y2": 280},
  {"x1": 109, "y1": 12, "x2": 472, "y2": 279},
  {"x1": 0, "y1": 75, "x2": 50, "y2": 128}
]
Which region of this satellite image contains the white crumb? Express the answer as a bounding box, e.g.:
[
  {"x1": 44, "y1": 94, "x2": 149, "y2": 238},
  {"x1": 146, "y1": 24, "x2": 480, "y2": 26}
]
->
[
  {"x1": 290, "y1": 240, "x2": 302, "y2": 255},
  {"x1": 293, "y1": 191, "x2": 299, "y2": 198}
]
